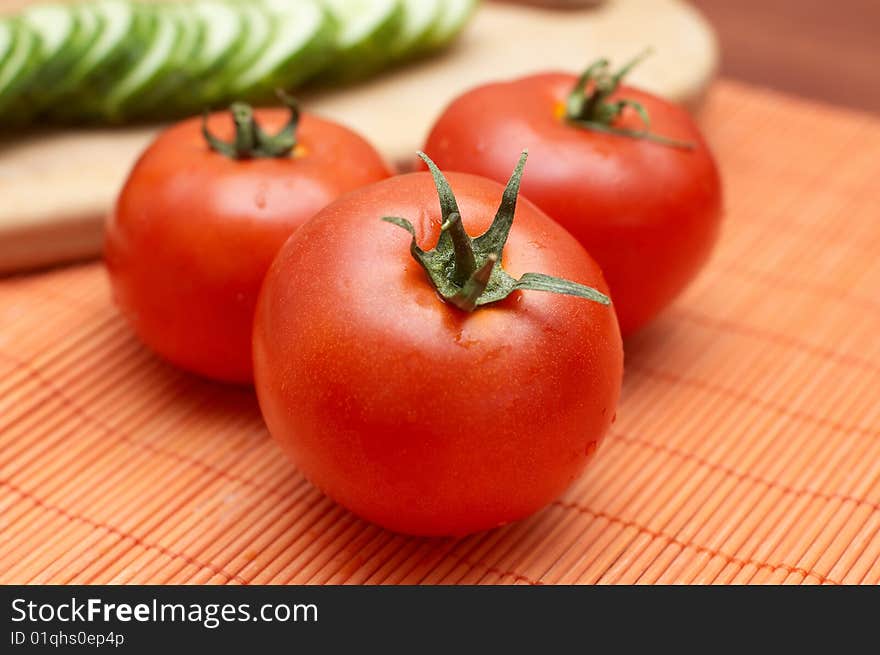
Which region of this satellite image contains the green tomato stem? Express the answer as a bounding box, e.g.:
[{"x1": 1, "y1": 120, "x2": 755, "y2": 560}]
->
[
  {"x1": 382, "y1": 151, "x2": 612, "y2": 312},
  {"x1": 440, "y1": 212, "x2": 477, "y2": 287},
  {"x1": 564, "y1": 49, "x2": 694, "y2": 150},
  {"x1": 450, "y1": 254, "x2": 498, "y2": 312},
  {"x1": 202, "y1": 90, "x2": 301, "y2": 159}
]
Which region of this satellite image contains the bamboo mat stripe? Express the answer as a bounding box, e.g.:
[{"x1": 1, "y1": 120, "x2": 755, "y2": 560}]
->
[{"x1": 1, "y1": 79, "x2": 879, "y2": 584}]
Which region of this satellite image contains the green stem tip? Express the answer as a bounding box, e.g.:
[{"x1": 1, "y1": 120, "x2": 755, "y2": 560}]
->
[
  {"x1": 202, "y1": 90, "x2": 301, "y2": 159},
  {"x1": 382, "y1": 151, "x2": 611, "y2": 312},
  {"x1": 565, "y1": 49, "x2": 695, "y2": 149}
]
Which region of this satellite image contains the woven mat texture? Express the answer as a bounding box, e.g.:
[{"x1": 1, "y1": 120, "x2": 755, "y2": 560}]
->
[{"x1": 2, "y1": 79, "x2": 879, "y2": 584}]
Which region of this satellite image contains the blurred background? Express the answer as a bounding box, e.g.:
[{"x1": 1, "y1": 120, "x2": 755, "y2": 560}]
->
[
  {"x1": 691, "y1": 0, "x2": 879, "y2": 113},
  {"x1": 2, "y1": 0, "x2": 878, "y2": 112}
]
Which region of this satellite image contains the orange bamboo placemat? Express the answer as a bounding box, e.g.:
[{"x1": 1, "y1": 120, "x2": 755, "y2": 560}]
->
[{"x1": 2, "y1": 79, "x2": 879, "y2": 585}]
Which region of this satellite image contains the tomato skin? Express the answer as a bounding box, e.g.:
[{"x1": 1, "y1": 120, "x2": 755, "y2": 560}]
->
[
  {"x1": 253, "y1": 172, "x2": 623, "y2": 536},
  {"x1": 422, "y1": 73, "x2": 723, "y2": 335},
  {"x1": 105, "y1": 108, "x2": 391, "y2": 383}
]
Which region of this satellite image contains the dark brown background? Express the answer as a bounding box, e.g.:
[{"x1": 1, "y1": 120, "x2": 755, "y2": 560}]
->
[
  {"x1": 507, "y1": 0, "x2": 880, "y2": 112},
  {"x1": 691, "y1": 0, "x2": 880, "y2": 113}
]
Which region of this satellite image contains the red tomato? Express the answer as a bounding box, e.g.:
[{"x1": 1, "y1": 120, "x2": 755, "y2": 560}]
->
[
  {"x1": 253, "y1": 156, "x2": 623, "y2": 536},
  {"x1": 422, "y1": 60, "x2": 722, "y2": 335},
  {"x1": 105, "y1": 100, "x2": 391, "y2": 383}
]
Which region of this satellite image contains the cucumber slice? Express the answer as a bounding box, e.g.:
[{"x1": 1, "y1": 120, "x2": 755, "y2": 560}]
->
[
  {"x1": 21, "y1": 3, "x2": 78, "y2": 79},
  {"x1": 103, "y1": 6, "x2": 181, "y2": 121},
  {"x1": 152, "y1": 3, "x2": 206, "y2": 108},
  {"x1": 29, "y1": 3, "x2": 101, "y2": 116},
  {"x1": 61, "y1": 1, "x2": 136, "y2": 91},
  {"x1": 50, "y1": 0, "x2": 153, "y2": 121},
  {"x1": 0, "y1": 19, "x2": 10, "y2": 58},
  {"x1": 198, "y1": 1, "x2": 273, "y2": 106},
  {"x1": 115, "y1": 3, "x2": 209, "y2": 120},
  {"x1": 16, "y1": 4, "x2": 78, "y2": 115},
  {"x1": 0, "y1": 21, "x2": 17, "y2": 114},
  {"x1": 389, "y1": 0, "x2": 441, "y2": 60},
  {"x1": 192, "y1": 0, "x2": 246, "y2": 77},
  {"x1": 0, "y1": 18, "x2": 41, "y2": 119},
  {"x1": 425, "y1": 0, "x2": 477, "y2": 50},
  {"x1": 228, "y1": 0, "x2": 333, "y2": 99},
  {"x1": 142, "y1": 0, "x2": 244, "y2": 117},
  {"x1": 320, "y1": 0, "x2": 404, "y2": 82}
]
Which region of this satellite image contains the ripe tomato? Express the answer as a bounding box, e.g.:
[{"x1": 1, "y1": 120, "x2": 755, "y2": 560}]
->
[
  {"x1": 105, "y1": 97, "x2": 391, "y2": 383},
  {"x1": 253, "y1": 153, "x2": 623, "y2": 536},
  {"x1": 422, "y1": 55, "x2": 723, "y2": 335}
]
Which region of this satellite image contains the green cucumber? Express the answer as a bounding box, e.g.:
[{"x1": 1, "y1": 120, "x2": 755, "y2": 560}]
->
[
  {"x1": 28, "y1": 2, "x2": 102, "y2": 115},
  {"x1": 0, "y1": 18, "x2": 41, "y2": 120},
  {"x1": 102, "y1": 6, "x2": 181, "y2": 121},
  {"x1": 197, "y1": 1, "x2": 273, "y2": 107},
  {"x1": 425, "y1": 0, "x2": 477, "y2": 50},
  {"x1": 151, "y1": 3, "x2": 207, "y2": 113},
  {"x1": 50, "y1": 0, "x2": 153, "y2": 121},
  {"x1": 143, "y1": 0, "x2": 244, "y2": 117},
  {"x1": 320, "y1": 0, "x2": 404, "y2": 82},
  {"x1": 1, "y1": 0, "x2": 478, "y2": 125},
  {"x1": 21, "y1": 4, "x2": 75, "y2": 52},
  {"x1": 20, "y1": 4, "x2": 78, "y2": 85},
  {"x1": 228, "y1": 0, "x2": 334, "y2": 100},
  {"x1": 0, "y1": 19, "x2": 10, "y2": 58},
  {"x1": 389, "y1": 0, "x2": 441, "y2": 60},
  {"x1": 16, "y1": 4, "x2": 78, "y2": 117},
  {"x1": 191, "y1": 0, "x2": 246, "y2": 77},
  {"x1": 52, "y1": 1, "x2": 130, "y2": 96},
  {"x1": 114, "y1": 4, "x2": 209, "y2": 121}
]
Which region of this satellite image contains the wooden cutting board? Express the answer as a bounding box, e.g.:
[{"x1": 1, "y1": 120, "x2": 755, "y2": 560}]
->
[{"x1": 0, "y1": 0, "x2": 718, "y2": 273}]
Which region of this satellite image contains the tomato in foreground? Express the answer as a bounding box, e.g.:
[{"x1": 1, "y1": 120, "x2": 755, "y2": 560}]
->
[
  {"x1": 422, "y1": 53, "x2": 723, "y2": 336},
  {"x1": 253, "y1": 152, "x2": 623, "y2": 536},
  {"x1": 105, "y1": 95, "x2": 391, "y2": 383}
]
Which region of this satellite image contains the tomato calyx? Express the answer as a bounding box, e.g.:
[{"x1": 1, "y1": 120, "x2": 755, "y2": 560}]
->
[
  {"x1": 201, "y1": 91, "x2": 300, "y2": 159},
  {"x1": 383, "y1": 151, "x2": 611, "y2": 312},
  {"x1": 565, "y1": 50, "x2": 694, "y2": 149}
]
